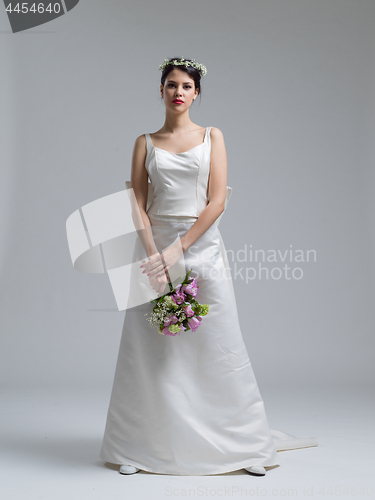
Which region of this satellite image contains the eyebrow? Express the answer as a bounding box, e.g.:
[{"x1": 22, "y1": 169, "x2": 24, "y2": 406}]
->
[{"x1": 167, "y1": 80, "x2": 193, "y2": 84}]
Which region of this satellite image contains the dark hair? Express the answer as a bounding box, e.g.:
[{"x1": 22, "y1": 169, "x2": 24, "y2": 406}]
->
[{"x1": 160, "y1": 57, "x2": 202, "y2": 102}]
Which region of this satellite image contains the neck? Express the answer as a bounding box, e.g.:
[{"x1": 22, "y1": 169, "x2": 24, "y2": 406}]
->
[{"x1": 162, "y1": 111, "x2": 195, "y2": 133}]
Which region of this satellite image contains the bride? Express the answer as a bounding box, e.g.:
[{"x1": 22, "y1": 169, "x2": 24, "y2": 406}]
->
[{"x1": 99, "y1": 57, "x2": 318, "y2": 477}]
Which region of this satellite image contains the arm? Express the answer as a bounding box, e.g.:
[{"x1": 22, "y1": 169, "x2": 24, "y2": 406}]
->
[{"x1": 130, "y1": 134, "x2": 159, "y2": 257}]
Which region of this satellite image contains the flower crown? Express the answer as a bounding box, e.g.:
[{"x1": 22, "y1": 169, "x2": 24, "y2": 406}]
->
[{"x1": 159, "y1": 57, "x2": 207, "y2": 77}]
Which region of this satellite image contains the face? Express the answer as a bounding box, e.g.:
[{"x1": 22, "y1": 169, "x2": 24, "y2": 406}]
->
[{"x1": 160, "y1": 68, "x2": 199, "y2": 110}]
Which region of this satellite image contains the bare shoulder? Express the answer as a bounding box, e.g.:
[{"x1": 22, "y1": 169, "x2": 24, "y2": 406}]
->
[
  {"x1": 210, "y1": 126, "x2": 224, "y2": 137},
  {"x1": 133, "y1": 133, "x2": 147, "y2": 150},
  {"x1": 210, "y1": 127, "x2": 226, "y2": 149},
  {"x1": 210, "y1": 126, "x2": 225, "y2": 143},
  {"x1": 209, "y1": 126, "x2": 227, "y2": 175}
]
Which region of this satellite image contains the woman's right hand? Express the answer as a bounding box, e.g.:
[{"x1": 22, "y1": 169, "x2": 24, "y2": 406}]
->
[
  {"x1": 148, "y1": 270, "x2": 169, "y2": 296},
  {"x1": 140, "y1": 252, "x2": 169, "y2": 296}
]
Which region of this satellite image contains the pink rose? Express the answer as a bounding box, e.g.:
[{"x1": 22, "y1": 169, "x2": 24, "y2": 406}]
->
[
  {"x1": 187, "y1": 315, "x2": 202, "y2": 332},
  {"x1": 182, "y1": 278, "x2": 198, "y2": 298},
  {"x1": 164, "y1": 314, "x2": 179, "y2": 326},
  {"x1": 172, "y1": 284, "x2": 186, "y2": 305},
  {"x1": 162, "y1": 326, "x2": 180, "y2": 336},
  {"x1": 183, "y1": 303, "x2": 195, "y2": 318}
]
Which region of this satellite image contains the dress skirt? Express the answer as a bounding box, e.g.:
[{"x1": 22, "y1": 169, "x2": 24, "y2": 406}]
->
[{"x1": 99, "y1": 213, "x2": 280, "y2": 475}]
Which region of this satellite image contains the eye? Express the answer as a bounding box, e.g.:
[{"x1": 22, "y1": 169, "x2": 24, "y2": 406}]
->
[{"x1": 167, "y1": 83, "x2": 192, "y2": 89}]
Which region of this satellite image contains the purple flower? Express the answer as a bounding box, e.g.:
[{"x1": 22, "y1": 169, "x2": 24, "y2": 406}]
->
[
  {"x1": 164, "y1": 314, "x2": 179, "y2": 326},
  {"x1": 187, "y1": 315, "x2": 202, "y2": 332},
  {"x1": 162, "y1": 326, "x2": 180, "y2": 336},
  {"x1": 183, "y1": 303, "x2": 195, "y2": 318},
  {"x1": 171, "y1": 284, "x2": 186, "y2": 305},
  {"x1": 162, "y1": 323, "x2": 184, "y2": 336},
  {"x1": 182, "y1": 278, "x2": 198, "y2": 298}
]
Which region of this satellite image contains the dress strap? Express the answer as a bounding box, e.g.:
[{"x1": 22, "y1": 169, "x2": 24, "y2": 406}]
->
[
  {"x1": 144, "y1": 133, "x2": 153, "y2": 154},
  {"x1": 205, "y1": 126, "x2": 212, "y2": 145}
]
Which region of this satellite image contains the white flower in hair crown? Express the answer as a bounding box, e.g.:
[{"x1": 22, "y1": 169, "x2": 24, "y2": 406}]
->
[{"x1": 159, "y1": 57, "x2": 207, "y2": 77}]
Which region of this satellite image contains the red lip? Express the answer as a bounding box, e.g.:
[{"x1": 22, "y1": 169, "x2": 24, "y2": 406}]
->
[{"x1": 172, "y1": 100, "x2": 184, "y2": 103}]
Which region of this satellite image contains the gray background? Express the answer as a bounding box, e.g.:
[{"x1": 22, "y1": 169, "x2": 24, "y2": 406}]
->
[{"x1": 1, "y1": 0, "x2": 374, "y2": 396}]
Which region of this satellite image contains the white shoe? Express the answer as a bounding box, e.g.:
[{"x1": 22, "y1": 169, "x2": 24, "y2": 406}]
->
[
  {"x1": 119, "y1": 464, "x2": 140, "y2": 475},
  {"x1": 245, "y1": 465, "x2": 266, "y2": 476}
]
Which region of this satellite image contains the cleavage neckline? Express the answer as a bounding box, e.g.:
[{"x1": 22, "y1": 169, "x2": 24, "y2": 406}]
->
[{"x1": 149, "y1": 127, "x2": 208, "y2": 155}]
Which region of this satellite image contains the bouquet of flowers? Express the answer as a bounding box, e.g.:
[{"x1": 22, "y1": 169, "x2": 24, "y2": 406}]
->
[{"x1": 145, "y1": 269, "x2": 209, "y2": 336}]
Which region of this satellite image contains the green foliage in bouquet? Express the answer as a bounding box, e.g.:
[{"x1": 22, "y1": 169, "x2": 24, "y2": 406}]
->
[{"x1": 145, "y1": 270, "x2": 209, "y2": 336}]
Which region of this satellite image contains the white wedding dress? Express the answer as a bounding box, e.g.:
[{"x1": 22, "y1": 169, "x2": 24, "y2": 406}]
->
[{"x1": 99, "y1": 127, "x2": 318, "y2": 475}]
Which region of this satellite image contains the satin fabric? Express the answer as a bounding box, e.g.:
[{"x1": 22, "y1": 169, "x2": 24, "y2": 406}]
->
[
  {"x1": 99, "y1": 215, "x2": 280, "y2": 474},
  {"x1": 99, "y1": 127, "x2": 318, "y2": 475},
  {"x1": 144, "y1": 127, "x2": 211, "y2": 217}
]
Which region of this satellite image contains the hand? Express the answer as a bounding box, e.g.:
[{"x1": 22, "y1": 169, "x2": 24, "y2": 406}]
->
[
  {"x1": 140, "y1": 243, "x2": 183, "y2": 297},
  {"x1": 148, "y1": 270, "x2": 169, "y2": 296},
  {"x1": 140, "y1": 241, "x2": 183, "y2": 280},
  {"x1": 158, "y1": 242, "x2": 184, "y2": 276},
  {"x1": 140, "y1": 251, "x2": 164, "y2": 278},
  {"x1": 139, "y1": 251, "x2": 169, "y2": 296}
]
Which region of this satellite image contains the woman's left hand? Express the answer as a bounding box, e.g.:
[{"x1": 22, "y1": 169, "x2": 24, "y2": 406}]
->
[{"x1": 140, "y1": 241, "x2": 183, "y2": 279}]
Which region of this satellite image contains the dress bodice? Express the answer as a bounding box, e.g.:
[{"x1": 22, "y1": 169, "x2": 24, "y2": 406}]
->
[{"x1": 144, "y1": 127, "x2": 211, "y2": 218}]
